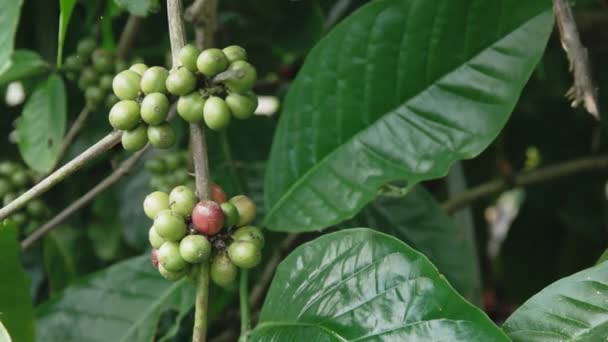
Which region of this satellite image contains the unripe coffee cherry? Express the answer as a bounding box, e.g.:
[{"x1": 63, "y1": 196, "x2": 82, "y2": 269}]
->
[
  {"x1": 147, "y1": 123, "x2": 176, "y2": 149},
  {"x1": 99, "y1": 74, "x2": 114, "y2": 91},
  {"x1": 163, "y1": 153, "x2": 184, "y2": 171},
  {"x1": 76, "y1": 38, "x2": 96, "y2": 58},
  {"x1": 0, "y1": 162, "x2": 16, "y2": 176},
  {"x1": 158, "y1": 241, "x2": 188, "y2": 271},
  {"x1": 26, "y1": 199, "x2": 46, "y2": 218},
  {"x1": 224, "y1": 61, "x2": 257, "y2": 93},
  {"x1": 129, "y1": 63, "x2": 148, "y2": 76},
  {"x1": 166, "y1": 68, "x2": 196, "y2": 96},
  {"x1": 145, "y1": 158, "x2": 166, "y2": 174},
  {"x1": 3, "y1": 193, "x2": 16, "y2": 207},
  {"x1": 228, "y1": 241, "x2": 261, "y2": 269},
  {"x1": 78, "y1": 67, "x2": 99, "y2": 90},
  {"x1": 143, "y1": 191, "x2": 170, "y2": 219},
  {"x1": 179, "y1": 44, "x2": 200, "y2": 72},
  {"x1": 121, "y1": 124, "x2": 148, "y2": 151},
  {"x1": 105, "y1": 94, "x2": 119, "y2": 108},
  {"x1": 210, "y1": 183, "x2": 227, "y2": 203},
  {"x1": 140, "y1": 66, "x2": 169, "y2": 94},
  {"x1": 232, "y1": 226, "x2": 264, "y2": 249},
  {"x1": 115, "y1": 60, "x2": 129, "y2": 73},
  {"x1": 141, "y1": 93, "x2": 170, "y2": 125},
  {"x1": 179, "y1": 235, "x2": 211, "y2": 263},
  {"x1": 169, "y1": 185, "x2": 197, "y2": 217},
  {"x1": 210, "y1": 253, "x2": 237, "y2": 287},
  {"x1": 11, "y1": 170, "x2": 29, "y2": 188},
  {"x1": 92, "y1": 48, "x2": 114, "y2": 73},
  {"x1": 63, "y1": 55, "x2": 83, "y2": 71},
  {"x1": 220, "y1": 202, "x2": 239, "y2": 227},
  {"x1": 177, "y1": 93, "x2": 205, "y2": 123},
  {"x1": 229, "y1": 195, "x2": 256, "y2": 227},
  {"x1": 11, "y1": 213, "x2": 27, "y2": 226},
  {"x1": 154, "y1": 209, "x2": 187, "y2": 241},
  {"x1": 203, "y1": 96, "x2": 231, "y2": 131},
  {"x1": 158, "y1": 264, "x2": 186, "y2": 281},
  {"x1": 191, "y1": 200, "x2": 224, "y2": 236},
  {"x1": 85, "y1": 86, "x2": 104, "y2": 109},
  {"x1": 196, "y1": 48, "x2": 229, "y2": 77},
  {"x1": 222, "y1": 45, "x2": 247, "y2": 63},
  {"x1": 149, "y1": 226, "x2": 165, "y2": 249},
  {"x1": 0, "y1": 179, "x2": 12, "y2": 198},
  {"x1": 151, "y1": 248, "x2": 159, "y2": 268},
  {"x1": 112, "y1": 70, "x2": 141, "y2": 100},
  {"x1": 226, "y1": 92, "x2": 258, "y2": 120},
  {"x1": 109, "y1": 100, "x2": 140, "y2": 130}
]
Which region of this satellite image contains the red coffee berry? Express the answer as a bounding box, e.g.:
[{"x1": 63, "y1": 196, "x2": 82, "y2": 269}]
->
[
  {"x1": 151, "y1": 248, "x2": 159, "y2": 269},
  {"x1": 191, "y1": 200, "x2": 224, "y2": 235},
  {"x1": 210, "y1": 183, "x2": 226, "y2": 203}
]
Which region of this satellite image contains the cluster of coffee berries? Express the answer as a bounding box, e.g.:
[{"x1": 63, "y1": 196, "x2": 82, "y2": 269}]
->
[
  {"x1": 145, "y1": 152, "x2": 193, "y2": 192},
  {"x1": 63, "y1": 38, "x2": 126, "y2": 111},
  {"x1": 144, "y1": 183, "x2": 263, "y2": 287},
  {"x1": 174, "y1": 45, "x2": 258, "y2": 130},
  {"x1": 0, "y1": 161, "x2": 50, "y2": 231}
]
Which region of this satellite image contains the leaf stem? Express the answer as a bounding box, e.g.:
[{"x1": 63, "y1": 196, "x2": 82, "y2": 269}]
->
[{"x1": 239, "y1": 269, "x2": 250, "y2": 342}]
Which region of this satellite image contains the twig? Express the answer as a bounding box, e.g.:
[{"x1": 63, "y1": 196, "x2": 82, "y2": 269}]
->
[
  {"x1": 0, "y1": 131, "x2": 122, "y2": 220},
  {"x1": 50, "y1": 107, "x2": 92, "y2": 173},
  {"x1": 185, "y1": 0, "x2": 218, "y2": 49},
  {"x1": 442, "y1": 154, "x2": 608, "y2": 213},
  {"x1": 116, "y1": 15, "x2": 144, "y2": 60},
  {"x1": 212, "y1": 69, "x2": 245, "y2": 84},
  {"x1": 239, "y1": 269, "x2": 250, "y2": 342},
  {"x1": 553, "y1": 0, "x2": 600, "y2": 119}
]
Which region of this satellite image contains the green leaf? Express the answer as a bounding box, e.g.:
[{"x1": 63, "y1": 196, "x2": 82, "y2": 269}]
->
[
  {"x1": 264, "y1": 0, "x2": 554, "y2": 232},
  {"x1": 351, "y1": 186, "x2": 482, "y2": 304},
  {"x1": 36, "y1": 254, "x2": 194, "y2": 342},
  {"x1": 596, "y1": 249, "x2": 608, "y2": 265},
  {"x1": 503, "y1": 261, "x2": 608, "y2": 341},
  {"x1": 0, "y1": 0, "x2": 22, "y2": 74},
  {"x1": 0, "y1": 221, "x2": 35, "y2": 342},
  {"x1": 17, "y1": 74, "x2": 67, "y2": 173},
  {"x1": 113, "y1": 0, "x2": 159, "y2": 17},
  {"x1": 0, "y1": 50, "x2": 49, "y2": 86},
  {"x1": 251, "y1": 228, "x2": 507, "y2": 341},
  {"x1": 0, "y1": 320, "x2": 12, "y2": 342},
  {"x1": 57, "y1": 0, "x2": 77, "y2": 68}
]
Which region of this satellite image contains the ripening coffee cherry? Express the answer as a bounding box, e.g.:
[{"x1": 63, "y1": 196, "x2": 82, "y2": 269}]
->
[
  {"x1": 151, "y1": 248, "x2": 159, "y2": 268},
  {"x1": 99, "y1": 74, "x2": 114, "y2": 91},
  {"x1": 26, "y1": 199, "x2": 47, "y2": 218},
  {"x1": 129, "y1": 63, "x2": 148, "y2": 76},
  {"x1": 159, "y1": 263, "x2": 186, "y2": 281},
  {"x1": 140, "y1": 66, "x2": 169, "y2": 94},
  {"x1": 121, "y1": 124, "x2": 148, "y2": 151},
  {"x1": 78, "y1": 67, "x2": 99, "y2": 90},
  {"x1": 222, "y1": 45, "x2": 247, "y2": 63},
  {"x1": 210, "y1": 253, "x2": 238, "y2": 287},
  {"x1": 165, "y1": 68, "x2": 196, "y2": 96},
  {"x1": 225, "y1": 92, "x2": 258, "y2": 120},
  {"x1": 112, "y1": 70, "x2": 141, "y2": 100},
  {"x1": 141, "y1": 93, "x2": 170, "y2": 125},
  {"x1": 154, "y1": 209, "x2": 187, "y2": 241},
  {"x1": 11, "y1": 170, "x2": 29, "y2": 188},
  {"x1": 158, "y1": 241, "x2": 188, "y2": 271},
  {"x1": 179, "y1": 235, "x2": 211, "y2": 263},
  {"x1": 105, "y1": 94, "x2": 119, "y2": 108},
  {"x1": 109, "y1": 100, "x2": 140, "y2": 130},
  {"x1": 232, "y1": 226, "x2": 264, "y2": 249},
  {"x1": 143, "y1": 191, "x2": 170, "y2": 219},
  {"x1": 203, "y1": 96, "x2": 231, "y2": 131},
  {"x1": 85, "y1": 86, "x2": 104, "y2": 109},
  {"x1": 76, "y1": 38, "x2": 96, "y2": 58},
  {"x1": 63, "y1": 55, "x2": 83, "y2": 71},
  {"x1": 224, "y1": 61, "x2": 257, "y2": 93},
  {"x1": 169, "y1": 185, "x2": 197, "y2": 217},
  {"x1": 147, "y1": 123, "x2": 176, "y2": 149},
  {"x1": 92, "y1": 48, "x2": 114, "y2": 73},
  {"x1": 229, "y1": 195, "x2": 256, "y2": 227},
  {"x1": 228, "y1": 241, "x2": 261, "y2": 269},
  {"x1": 210, "y1": 183, "x2": 226, "y2": 203},
  {"x1": 220, "y1": 202, "x2": 239, "y2": 227},
  {"x1": 149, "y1": 226, "x2": 165, "y2": 249},
  {"x1": 179, "y1": 44, "x2": 200, "y2": 72},
  {"x1": 0, "y1": 179, "x2": 12, "y2": 198},
  {"x1": 191, "y1": 200, "x2": 224, "y2": 236},
  {"x1": 177, "y1": 93, "x2": 205, "y2": 123},
  {"x1": 196, "y1": 48, "x2": 229, "y2": 77}
]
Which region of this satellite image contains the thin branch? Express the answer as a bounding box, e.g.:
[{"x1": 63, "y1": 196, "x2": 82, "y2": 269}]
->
[
  {"x1": 0, "y1": 131, "x2": 122, "y2": 220},
  {"x1": 50, "y1": 107, "x2": 92, "y2": 173},
  {"x1": 185, "y1": 0, "x2": 218, "y2": 49},
  {"x1": 553, "y1": 0, "x2": 600, "y2": 119},
  {"x1": 190, "y1": 125, "x2": 212, "y2": 199},
  {"x1": 116, "y1": 15, "x2": 143, "y2": 60},
  {"x1": 442, "y1": 154, "x2": 608, "y2": 213}
]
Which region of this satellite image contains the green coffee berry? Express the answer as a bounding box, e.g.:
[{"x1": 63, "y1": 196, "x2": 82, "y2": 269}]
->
[
  {"x1": 99, "y1": 74, "x2": 113, "y2": 91},
  {"x1": 154, "y1": 209, "x2": 186, "y2": 241},
  {"x1": 225, "y1": 92, "x2": 258, "y2": 119},
  {"x1": 169, "y1": 185, "x2": 197, "y2": 217},
  {"x1": 140, "y1": 66, "x2": 169, "y2": 94},
  {"x1": 232, "y1": 226, "x2": 264, "y2": 249},
  {"x1": 115, "y1": 60, "x2": 129, "y2": 73},
  {"x1": 222, "y1": 45, "x2": 247, "y2": 63},
  {"x1": 141, "y1": 93, "x2": 170, "y2": 125},
  {"x1": 3, "y1": 193, "x2": 16, "y2": 206},
  {"x1": 0, "y1": 161, "x2": 17, "y2": 175},
  {"x1": 224, "y1": 61, "x2": 257, "y2": 93},
  {"x1": 229, "y1": 195, "x2": 256, "y2": 227},
  {"x1": 145, "y1": 158, "x2": 166, "y2": 174},
  {"x1": 149, "y1": 226, "x2": 165, "y2": 249},
  {"x1": 179, "y1": 235, "x2": 211, "y2": 263},
  {"x1": 26, "y1": 199, "x2": 47, "y2": 218},
  {"x1": 129, "y1": 63, "x2": 148, "y2": 76},
  {"x1": 78, "y1": 67, "x2": 99, "y2": 90},
  {"x1": 11, "y1": 213, "x2": 27, "y2": 227},
  {"x1": 105, "y1": 94, "x2": 119, "y2": 108},
  {"x1": 179, "y1": 44, "x2": 200, "y2": 72},
  {"x1": 143, "y1": 191, "x2": 170, "y2": 219},
  {"x1": 163, "y1": 153, "x2": 183, "y2": 171},
  {"x1": 91, "y1": 49, "x2": 114, "y2": 73},
  {"x1": 165, "y1": 68, "x2": 196, "y2": 96},
  {"x1": 177, "y1": 93, "x2": 205, "y2": 123},
  {"x1": 109, "y1": 100, "x2": 140, "y2": 130},
  {"x1": 0, "y1": 179, "x2": 12, "y2": 198},
  {"x1": 228, "y1": 241, "x2": 261, "y2": 269},
  {"x1": 11, "y1": 170, "x2": 29, "y2": 188},
  {"x1": 210, "y1": 253, "x2": 238, "y2": 287},
  {"x1": 220, "y1": 202, "x2": 239, "y2": 227},
  {"x1": 85, "y1": 86, "x2": 105, "y2": 109},
  {"x1": 63, "y1": 55, "x2": 83, "y2": 71},
  {"x1": 158, "y1": 241, "x2": 188, "y2": 271},
  {"x1": 76, "y1": 38, "x2": 96, "y2": 58},
  {"x1": 112, "y1": 70, "x2": 141, "y2": 100},
  {"x1": 173, "y1": 169, "x2": 189, "y2": 185},
  {"x1": 147, "y1": 124, "x2": 176, "y2": 149},
  {"x1": 196, "y1": 48, "x2": 229, "y2": 77},
  {"x1": 158, "y1": 263, "x2": 186, "y2": 281},
  {"x1": 203, "y1": 96, "x2": 231, "y2": 131},
  {"x1": 121, "y1": 124, "x2": 148, "y2": 151}
]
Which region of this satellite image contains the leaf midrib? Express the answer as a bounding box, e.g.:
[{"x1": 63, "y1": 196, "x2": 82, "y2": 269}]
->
[{"x1": 253, "y1": 321, "x2": 349, "y2": 342}]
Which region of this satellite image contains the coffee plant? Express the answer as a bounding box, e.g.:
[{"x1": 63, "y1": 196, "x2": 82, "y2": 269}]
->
[{"x1": 1, "y1": 0, "x2": 608, "y2": 341}]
